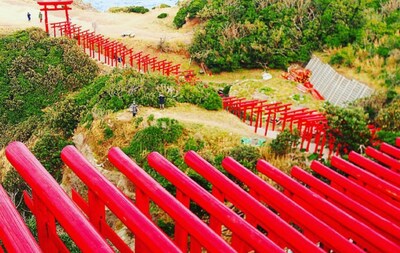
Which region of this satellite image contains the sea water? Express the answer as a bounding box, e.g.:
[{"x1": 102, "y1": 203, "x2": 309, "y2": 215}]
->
[{"x1": 82, "y1": 0, "x2": 178, "y2": 12}]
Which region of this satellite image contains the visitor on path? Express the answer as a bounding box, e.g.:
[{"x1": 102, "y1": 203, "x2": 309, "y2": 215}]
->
[
  {"x1": 130, "y1": 102, "x2": 138, "y2": 117},
  {"x1": 27, "y1": 12, "x2": 31, "y2": 21},
  {"x1": 158, "y1": 94, "x2": 165, "y2": 109},
  {"x1": 92, "y1": 21, "x2": 97, "y2": 33},
  {"x1": 38, "y1": 12, "x2": 43, "y2": 23}
]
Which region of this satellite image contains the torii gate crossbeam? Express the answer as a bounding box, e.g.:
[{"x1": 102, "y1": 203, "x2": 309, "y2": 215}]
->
[{"x1": 37, "y1": 1, "x2": 73, "y2": 34}]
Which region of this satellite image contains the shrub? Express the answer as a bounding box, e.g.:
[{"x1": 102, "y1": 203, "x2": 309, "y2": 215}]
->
[
  {"x1": 109, "y1": 6, "x2": 149, "y2": 14},
  {"x1": 157, "y1": 13, "x2": 168, "y2": 19},
  {"x1": 270, "y1": 129, "x2": 300, "y2": 156},
  {"x1": 177, "y1": 84, "x2": 222, "y2": 110},
  {"x1": 228, "y1": 145, "x2": 261, "y2": 172},
  {"x1": 103, "y1": 125, "x2": 114, "y2": 140},
  {"x1": 184, "y1": 137, "x2": 204, "y2": 152},
  {"x1": 157, "y1": 220, "x2": 175, "y2": 237},
  {"x1": 173, "y1": 7, "x2": 188, "y2": 28},
  {"x1": 94, "y1": 69, "x2": 178, "y2": 111},
  {"x1": 173, "y1": 0, "x2": 207, "y2": 28},
  {"x1": 32, "y1": 133, "x2": 72, "y2": 183},
  {"x1": 324, "y1": 104, "x2": 371, "y2": 154},
  {"x1": 377, "y1": 130, "x2": 400, "y2": 146},
  {"x1": 0, "y1": 28, "x2": 98, "y2": 139},
  {"x1": 127, "y1": 6, "x2": 149, "y2": 14},
  {"x1": 123, "y1": 118, "x2": 184, "y2": 164},
  {"x1": 46, "y1": 97, "x2": 85, "y2": 138},
  {"x1": 376, "y1": 98, "x2": 400, "y2": 131}
]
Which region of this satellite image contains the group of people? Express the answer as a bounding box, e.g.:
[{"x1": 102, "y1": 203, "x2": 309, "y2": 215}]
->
[
  {"x1": 129, "y1": 94, "x2": 166, "y2": 117},
  {"x1": 27, "y1": 12, "x2": 43, "y2": 22}
]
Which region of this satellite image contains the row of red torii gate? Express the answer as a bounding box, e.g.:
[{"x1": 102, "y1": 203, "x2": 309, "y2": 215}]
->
[
  {"x1": 37, "y1": 1, "x2": 197, "y2": 83},
  {"x1": 223, "y1": 97, "x2": 337, "y2": 156},
  {"x1": 0, "y1": 138, "x2": 399, "y2": 252}
]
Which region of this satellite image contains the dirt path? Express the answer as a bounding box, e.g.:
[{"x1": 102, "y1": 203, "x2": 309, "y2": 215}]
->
[
  {"x1": 0, "y1": 0, "x2": 193, "y2": 43},
  {"x1": 117, "y1": 104, "x2": 264, "y2": 138}
]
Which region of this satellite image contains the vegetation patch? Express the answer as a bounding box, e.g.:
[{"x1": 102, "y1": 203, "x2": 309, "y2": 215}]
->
[
  {"x1": 157, "y1": 13, "x2": 168, "y2": 19},
  {"x1": 108, "y1": 6, "x2": 149, "y2": 14}
]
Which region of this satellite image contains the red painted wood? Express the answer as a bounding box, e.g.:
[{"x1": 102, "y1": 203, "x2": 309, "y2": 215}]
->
[
  {"x1": 380, "y1": 142, "x2": 400, "y2": 159},
  {"x1": 185, "y1": 151, "x2": 323, "y2": 253},
  {"x1": 0, "y1": 185, "x2": 41, "y2": 253},
  {"x1": 221, "y1": 157, "x2": 363, "y2": 253},
  {"x1": 5, "y1": 142, "x2": 113, "y2": 253},
  {"x1": 332, "y1": 156, "x2": 400, "y2": 205},
  {"x1": 366, "y1": 147, "x2": 400, "y2": 172},
  {"x1": 257, "y1": 159, "x2": 400, "y2": 253},
  {"x1": 61, "y1": 145, "x2": 181, "y2": 253},
  {"x1": 108, "y1": 147, "x2": 235, "y2": 253},
  {"x1": 147, "y1": 152, "x2": 284, "y2": 253},
  {"x1": 291, "y1": 166, "x2": 400, "y2": 244},
  {"x1": 310, "y1": 160, "x2": 400, "y2": 227},
  {"x1": 349, "y1": 151, "x2": 400, "y2": 187}
]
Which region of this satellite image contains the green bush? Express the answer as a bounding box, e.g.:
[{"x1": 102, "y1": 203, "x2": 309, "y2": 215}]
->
[
  {"x1": 177, "y1": 84, "x2": 222, "y2": 110},
  {"x1": 32, "y1": 133, "x2": 72, "y2": 183},
  {"x1": 324, "y1": 104, "x2": 371, "y2": 154},
  {"x1": 94, "y1": 69, "x2": 178, "y2": 111},
  {"x1": 184, "y1": 137, "x2": 205, "y2": 152},
  {"x1": 228, "y1": 145, "x2": 261, "y2": 172},
  {"x1": 109, "y1": 6, "x2": 149, "y2": 14},
  {"x1": 270, "y1": 129, "x2": 300, "y2": 156},
  {"x1": 376, "y1": 98, "x2": 400, "y2": 131},
  {"x1": 103, "y1": 125, "x2": 114, "y2": 140},
  {"x1": 377, "y1": 130, "x2": 400, "y2": 146},
  {"x1": 186, "y1": 0, "x2": 372, "y2": 72},
  {"x1": 0, "y1": 28, "x2": 98, "y2": 142},
  {"x1": 173, "y1": 7, "x2": 188, "y2": 28},
  {"x1": 46, "y1": 97, "x2": 85, "y2": 138},
  {"x1": 173, "y1": 0, "x2": 207, "y2": 28},
  {"x1": 123, "y1": 118, "x2": 184, "y2": 164},
  {"x1": 157, "y1": 13, "x2": 168, "y2": 19},
  {"x1": 157, "y1": 220, "x2": 175, "y2": 237},
  {"x1": 127, "y1": 6, "x2": 149, "y2": 14}
]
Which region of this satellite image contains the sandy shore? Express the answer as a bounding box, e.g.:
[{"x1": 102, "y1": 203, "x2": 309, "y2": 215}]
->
[{"x1": 0, "y1": 0, "x2": 192, "y2": 43}]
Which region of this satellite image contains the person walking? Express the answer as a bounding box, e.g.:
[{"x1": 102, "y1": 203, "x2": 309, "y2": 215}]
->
[
  {"x1": 27, "y1": 12, "x2": 31, "y2": 21},
  {"x1": 38, "y1": 12, "x2": 43, "y2": 23},
  {"x1": 158, "y1": 94, "x2": 165, "y2": 109},
  {"x1": 129, "y1": 102, "x2": 138, "y2": 117}
]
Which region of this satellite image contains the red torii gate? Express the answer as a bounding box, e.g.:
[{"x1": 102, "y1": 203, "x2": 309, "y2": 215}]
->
[
  {"x1": 1, "y1": 139, "x2": 400, "y2": 252},
  {"x1": 38, "y1": 1, "x2": 73, "y2": 34}
]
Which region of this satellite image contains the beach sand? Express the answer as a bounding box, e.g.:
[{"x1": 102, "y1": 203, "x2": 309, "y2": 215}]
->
[{"x1": 0, "y1": 0, "x2": 192, "y2": 44}]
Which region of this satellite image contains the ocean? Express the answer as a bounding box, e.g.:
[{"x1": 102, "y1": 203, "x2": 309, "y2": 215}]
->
[{"x1": 82, "y1": 0, "x2": 178, "y2": 12}]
